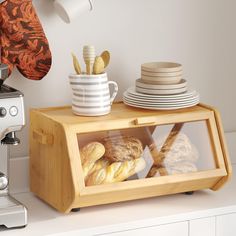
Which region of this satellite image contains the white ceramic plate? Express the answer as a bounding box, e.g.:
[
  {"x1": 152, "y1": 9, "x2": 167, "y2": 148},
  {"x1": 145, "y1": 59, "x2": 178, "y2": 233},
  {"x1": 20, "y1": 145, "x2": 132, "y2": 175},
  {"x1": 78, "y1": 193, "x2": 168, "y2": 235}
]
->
[
  {"x1": 141, "y1": 62, "x2": 182, "y2": 73},
  {"x1": 123, "y1": 95, "x2": 199, "y2": 106},
  {"x1": 136, "y1": 85, "x2": 187, "y2": 95},
  {"x1": 124, "y1": 92, "x2": 199, "y2": 104},
  {"x1": 136, "y1": 78, "x2": 187, "y2": 90},
  {"x1": 123, "y1": 97, "x2": 199, "y2": 107},
  {"x1": 123, "y1": 99, "x2": 199, "y2": 110},
  {"x1": 123, "y1": 98, "x2": 199, "y2": 110},
  {"x1": 126, "y1": 87, "x2": 197, "y2": 99}
]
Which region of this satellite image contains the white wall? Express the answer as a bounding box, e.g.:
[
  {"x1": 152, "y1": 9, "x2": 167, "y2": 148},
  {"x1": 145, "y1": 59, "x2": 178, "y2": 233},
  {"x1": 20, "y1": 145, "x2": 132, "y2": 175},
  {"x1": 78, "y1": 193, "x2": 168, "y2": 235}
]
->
[{"x1": 5, "y1": 0, "x2": 236, "y2": 158}]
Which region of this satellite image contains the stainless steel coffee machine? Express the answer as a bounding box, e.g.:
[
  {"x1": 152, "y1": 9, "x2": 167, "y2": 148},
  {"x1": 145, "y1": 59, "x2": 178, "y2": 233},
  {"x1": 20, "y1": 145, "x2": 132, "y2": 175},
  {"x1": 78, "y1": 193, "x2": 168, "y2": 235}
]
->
[{"x1": 0, "y1": 64, "x2": 27, "y2": 228}]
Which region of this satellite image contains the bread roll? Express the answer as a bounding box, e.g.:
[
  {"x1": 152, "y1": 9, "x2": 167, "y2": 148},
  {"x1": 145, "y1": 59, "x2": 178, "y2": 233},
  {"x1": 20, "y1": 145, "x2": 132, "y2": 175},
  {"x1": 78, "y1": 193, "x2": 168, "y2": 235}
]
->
[{"x1": 103, "y1": 136, "x2": 143, "y2": 162}]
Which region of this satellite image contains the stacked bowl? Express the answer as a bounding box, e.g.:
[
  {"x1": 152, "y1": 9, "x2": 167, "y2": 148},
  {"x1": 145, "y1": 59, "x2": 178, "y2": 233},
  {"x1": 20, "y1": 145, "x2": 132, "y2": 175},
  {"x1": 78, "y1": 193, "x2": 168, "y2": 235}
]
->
[
  {"x1": 123, "y1": 62, "x2": 200, "y2": 110},
  {"x1": 137, "y1": 62, "x2": 186, "y2": 95}
]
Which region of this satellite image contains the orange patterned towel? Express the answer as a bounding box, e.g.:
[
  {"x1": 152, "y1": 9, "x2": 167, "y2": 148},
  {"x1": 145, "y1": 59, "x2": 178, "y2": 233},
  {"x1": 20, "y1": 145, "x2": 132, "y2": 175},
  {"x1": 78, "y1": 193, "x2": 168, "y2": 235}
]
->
[{"x1": 0, "y1": 0, "x2": 52, "y2": 80}]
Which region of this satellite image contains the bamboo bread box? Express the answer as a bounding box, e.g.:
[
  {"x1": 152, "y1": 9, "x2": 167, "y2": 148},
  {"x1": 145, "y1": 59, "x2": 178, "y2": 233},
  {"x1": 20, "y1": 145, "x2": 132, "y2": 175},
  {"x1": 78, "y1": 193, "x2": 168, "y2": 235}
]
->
[{"x1": 30, "y1": 102, "x2": 232, "y2": 213}]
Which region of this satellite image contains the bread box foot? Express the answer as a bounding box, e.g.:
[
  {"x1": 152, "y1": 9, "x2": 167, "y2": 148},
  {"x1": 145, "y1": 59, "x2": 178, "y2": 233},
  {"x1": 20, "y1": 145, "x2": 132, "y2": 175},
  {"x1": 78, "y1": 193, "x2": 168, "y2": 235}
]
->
[
  {"x1": 71, "y1": 208, "x2": 81, "y2": 212},
  {"x1": 184, "y1": 191, "x2": 195, "y2": 195}
]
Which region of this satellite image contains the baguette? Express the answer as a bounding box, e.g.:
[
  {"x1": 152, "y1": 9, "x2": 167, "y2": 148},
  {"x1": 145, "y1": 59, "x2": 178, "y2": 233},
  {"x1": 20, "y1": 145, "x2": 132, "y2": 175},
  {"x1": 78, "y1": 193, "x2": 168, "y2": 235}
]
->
[
  {"x1": 86, "y1": 158, "x2": 146, "y2": 186},
  {"x1": 80, "y1": 142, "x2": 105, "y2": 178}
]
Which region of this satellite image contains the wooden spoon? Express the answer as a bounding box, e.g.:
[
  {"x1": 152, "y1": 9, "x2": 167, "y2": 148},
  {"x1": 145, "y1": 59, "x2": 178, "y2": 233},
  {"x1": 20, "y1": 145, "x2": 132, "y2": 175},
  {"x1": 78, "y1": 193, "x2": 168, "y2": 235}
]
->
[
  {"x1": 100, "y1": 50, "x2": 110, "y2": 68},
  {"x1": 93, "y1": 56, "x2": 105, "y2": 74}
]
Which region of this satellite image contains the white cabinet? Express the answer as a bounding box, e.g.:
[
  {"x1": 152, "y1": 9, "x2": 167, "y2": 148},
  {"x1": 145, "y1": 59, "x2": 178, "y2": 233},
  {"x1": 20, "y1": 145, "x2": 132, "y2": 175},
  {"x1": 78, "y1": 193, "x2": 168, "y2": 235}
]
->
[
  {"x1": 102, "y1": 222, "x2": 188, "y2": 236},
  {"x1": 189, "y1": 217, "x2": 215, "y2": 236},
  {"x1": 216, "y1": 213, "x2": 236, "y2": 236},
  {"x1": 103, "y1": 214, "x2": 236, "y2": 236}
]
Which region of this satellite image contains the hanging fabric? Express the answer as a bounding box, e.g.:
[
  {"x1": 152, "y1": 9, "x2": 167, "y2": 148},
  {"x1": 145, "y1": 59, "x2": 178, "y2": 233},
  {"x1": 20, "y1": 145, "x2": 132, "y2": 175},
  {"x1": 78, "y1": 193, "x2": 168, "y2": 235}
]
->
[{"x1": 0, "y1": 0, "x2": 52, "y2": 80}]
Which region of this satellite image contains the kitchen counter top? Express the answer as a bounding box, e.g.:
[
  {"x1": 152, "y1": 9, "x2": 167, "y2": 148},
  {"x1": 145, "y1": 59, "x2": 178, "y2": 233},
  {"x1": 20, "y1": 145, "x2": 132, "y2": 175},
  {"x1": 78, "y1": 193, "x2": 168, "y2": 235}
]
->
[{"x1": 0, "y1": 165, "x2": 235, "y2": 236}]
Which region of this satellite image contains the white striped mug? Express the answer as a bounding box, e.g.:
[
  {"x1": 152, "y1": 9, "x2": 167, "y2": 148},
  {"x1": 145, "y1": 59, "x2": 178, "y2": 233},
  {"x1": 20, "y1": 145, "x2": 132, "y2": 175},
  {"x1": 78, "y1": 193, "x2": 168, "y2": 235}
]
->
[{"x1": 69, "y1": 73, "x2": 118, "y2": 116}]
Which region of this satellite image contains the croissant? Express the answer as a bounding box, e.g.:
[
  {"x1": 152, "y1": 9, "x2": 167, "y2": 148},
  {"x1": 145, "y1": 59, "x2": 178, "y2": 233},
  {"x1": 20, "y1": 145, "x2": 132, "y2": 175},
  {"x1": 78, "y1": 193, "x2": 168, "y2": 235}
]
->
[{"x1": 86, "y1": 158, "x2": 146, "y2": 186}]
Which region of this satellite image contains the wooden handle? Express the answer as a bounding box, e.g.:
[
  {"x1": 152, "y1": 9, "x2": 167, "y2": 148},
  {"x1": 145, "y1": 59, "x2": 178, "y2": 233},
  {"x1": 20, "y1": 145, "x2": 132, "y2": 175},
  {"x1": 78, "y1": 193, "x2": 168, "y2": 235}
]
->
[
  {"x1": 134, "y1": 117, "x2": 156, "y2": 125},
  {"x1": 33, "y1": 129, "x2": 54, "y2": 145},
  {"x1": 86, "y1": 62, "x2": 91, "y2": 75}
]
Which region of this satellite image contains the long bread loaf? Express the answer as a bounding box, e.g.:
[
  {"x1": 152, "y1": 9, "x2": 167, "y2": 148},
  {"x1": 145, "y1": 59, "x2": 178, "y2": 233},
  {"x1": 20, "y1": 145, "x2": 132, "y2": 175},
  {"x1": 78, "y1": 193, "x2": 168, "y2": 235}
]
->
[{"x1": 86, "y1": 158, "x2": 146, "y2": 186}]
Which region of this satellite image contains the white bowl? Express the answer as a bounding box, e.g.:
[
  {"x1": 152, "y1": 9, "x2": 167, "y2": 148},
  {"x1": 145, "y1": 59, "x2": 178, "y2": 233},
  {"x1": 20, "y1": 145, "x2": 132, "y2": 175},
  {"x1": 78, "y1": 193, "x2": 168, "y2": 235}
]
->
[
  {"x1": 136, "y1": 78, "x2": 187, "y2": 89},
  {"x1": 141, "y1": 70, "x2": 182, "y2": 77},
  {"x1": 141, "y1": 75, "x2": 182, "y2": 85},
  {"x1": 141, "y1": 62, "x2": 182, "y2": 73},
  {"x1": 136, "y1": 86, "x2": 187, "y2": 95}
]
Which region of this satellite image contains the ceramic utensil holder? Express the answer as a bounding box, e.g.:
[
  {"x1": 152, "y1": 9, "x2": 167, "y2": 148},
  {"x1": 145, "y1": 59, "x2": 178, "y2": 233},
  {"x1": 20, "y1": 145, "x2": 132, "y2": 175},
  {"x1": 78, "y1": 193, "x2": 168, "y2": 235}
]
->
[{"x1": 69, "y1": 73, "x2": 118, "y2": 116}]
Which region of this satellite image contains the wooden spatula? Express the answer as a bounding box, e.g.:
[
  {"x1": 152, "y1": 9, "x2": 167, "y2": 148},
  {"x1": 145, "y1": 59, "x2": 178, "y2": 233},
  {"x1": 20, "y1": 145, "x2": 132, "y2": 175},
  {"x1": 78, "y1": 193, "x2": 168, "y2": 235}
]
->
[{"x1": 71, "y1": 53, "x2": 81, "y2": 74}]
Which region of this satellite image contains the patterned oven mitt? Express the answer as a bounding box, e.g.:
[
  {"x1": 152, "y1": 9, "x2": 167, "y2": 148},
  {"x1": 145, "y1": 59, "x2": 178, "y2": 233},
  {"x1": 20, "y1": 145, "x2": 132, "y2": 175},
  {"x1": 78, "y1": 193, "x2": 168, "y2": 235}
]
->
[{"x1": 0, "y1": 0, "x2": 52, "y2": 80}]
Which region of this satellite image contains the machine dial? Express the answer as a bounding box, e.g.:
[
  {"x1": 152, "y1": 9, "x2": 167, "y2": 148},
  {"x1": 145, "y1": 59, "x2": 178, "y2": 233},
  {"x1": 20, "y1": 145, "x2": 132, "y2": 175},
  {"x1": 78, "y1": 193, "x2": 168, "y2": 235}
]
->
[
  {"x1": 0, "y1": 172, "x2": 8, "y2": 190},
  {"x1": 0, "y1": 107, "x2": 7, "y2": 117},
  {"x1": 9, "y1": 106, "x2": 18, "y2": 117}
]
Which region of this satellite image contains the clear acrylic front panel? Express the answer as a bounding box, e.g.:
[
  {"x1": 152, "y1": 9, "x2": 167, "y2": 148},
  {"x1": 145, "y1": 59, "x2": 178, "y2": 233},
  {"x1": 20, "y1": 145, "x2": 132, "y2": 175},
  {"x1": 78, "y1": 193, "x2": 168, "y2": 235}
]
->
[{"x1": 77, "y1": 120, "x2": 216, "y2": 187}]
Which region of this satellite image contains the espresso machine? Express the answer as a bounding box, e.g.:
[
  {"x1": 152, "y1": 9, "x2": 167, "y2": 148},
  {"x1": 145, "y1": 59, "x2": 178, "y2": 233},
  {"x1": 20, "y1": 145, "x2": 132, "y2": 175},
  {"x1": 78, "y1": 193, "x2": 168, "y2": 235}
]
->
[{"x1": 0, "y1": 63, "x2": 27, "y2": 228}]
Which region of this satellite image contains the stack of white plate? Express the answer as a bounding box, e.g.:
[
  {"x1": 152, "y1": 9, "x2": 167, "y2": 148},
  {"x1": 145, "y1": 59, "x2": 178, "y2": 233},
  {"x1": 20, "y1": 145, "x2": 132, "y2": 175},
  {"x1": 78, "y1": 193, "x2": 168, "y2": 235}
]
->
[
  {"x1": 123, "y1": 87, "x2": 200, "y2": 110},
  {"x1": 123, "y1": 61, "x2": 200, "y2": 110}
]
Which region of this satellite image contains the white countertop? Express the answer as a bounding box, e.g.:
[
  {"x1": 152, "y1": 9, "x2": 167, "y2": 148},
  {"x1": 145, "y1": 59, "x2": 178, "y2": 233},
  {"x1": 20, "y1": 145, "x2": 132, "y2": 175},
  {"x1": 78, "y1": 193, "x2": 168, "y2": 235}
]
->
[{"x1": 0, "y1": 164, "x2": 235, "y2": 236}]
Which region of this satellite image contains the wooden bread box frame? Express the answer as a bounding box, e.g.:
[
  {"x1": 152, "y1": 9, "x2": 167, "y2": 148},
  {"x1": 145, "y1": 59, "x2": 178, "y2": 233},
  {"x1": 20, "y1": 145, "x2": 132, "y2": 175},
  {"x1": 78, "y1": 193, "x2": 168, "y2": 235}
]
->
[{"x1": 29, "y1": 102, "x2": 232, "y2": 213}]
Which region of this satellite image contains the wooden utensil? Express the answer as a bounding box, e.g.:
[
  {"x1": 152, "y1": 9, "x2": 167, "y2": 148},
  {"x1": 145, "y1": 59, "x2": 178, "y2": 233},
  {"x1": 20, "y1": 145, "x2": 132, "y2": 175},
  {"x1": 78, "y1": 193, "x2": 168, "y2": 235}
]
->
[
  {"x1": 71, "y1": 53, "x2": 81, "y2": 75},
  {"x1": 83, "y1": 45, "x2": 95, "y2": 75},
  {"x1": 100, "y1": 50, "x2": 110, "y2": 68},
  {"x1": 93, "y1": 56, "x2": 105, "y2": 74}
]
